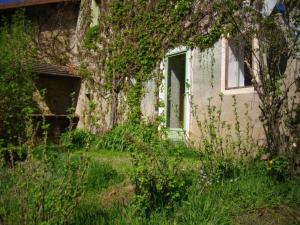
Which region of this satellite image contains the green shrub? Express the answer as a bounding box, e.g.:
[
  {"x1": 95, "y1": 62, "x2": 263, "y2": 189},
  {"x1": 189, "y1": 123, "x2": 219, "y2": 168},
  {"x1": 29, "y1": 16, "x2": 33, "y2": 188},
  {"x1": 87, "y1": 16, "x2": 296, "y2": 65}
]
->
[
  {"x1": 129, "y1": 135, "x2": 189, "y2": 216},
  {"x1": 94, "y1": 122, "x2": 159, "y2": 152},
  {"x1": 267, "y1": 156, "x2": 291, "y2": 181},
  {"x1": 166, "y1": 141, "x2": 199, "y2": 158},
  {"x1": 61, "y1": 129, "x2": 92, "y2": 151},
  {"x1": 0, "y1": 10, "x2": 37, "y2": 145},
  {"x1": 0, "y1": 145, "x2": 27, "y2": 167},
  {"x1": 92, "y1": 122, "x2": 193, "y2": 215},
  {"x1": 94, "y1": 125, "x2": 135, "y2": 152}
]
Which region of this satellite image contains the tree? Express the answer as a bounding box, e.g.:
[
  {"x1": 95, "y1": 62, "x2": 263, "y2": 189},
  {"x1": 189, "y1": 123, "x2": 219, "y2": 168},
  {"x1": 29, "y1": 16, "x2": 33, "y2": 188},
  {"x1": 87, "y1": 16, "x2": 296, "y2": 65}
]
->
[{"x1": 219, "y1": 0, "x2": 300, "y2": 158}]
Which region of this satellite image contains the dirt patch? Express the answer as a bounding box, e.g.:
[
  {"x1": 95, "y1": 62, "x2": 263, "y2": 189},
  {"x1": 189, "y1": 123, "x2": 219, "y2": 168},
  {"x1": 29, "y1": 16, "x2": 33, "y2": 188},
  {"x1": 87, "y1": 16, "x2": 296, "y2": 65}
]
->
[
  {"x1": 233, "y1": 205, "x2": 300, "y2": 225},
  {"x1": 100, "y1": 180, "x2": 134, "y2": 208}
]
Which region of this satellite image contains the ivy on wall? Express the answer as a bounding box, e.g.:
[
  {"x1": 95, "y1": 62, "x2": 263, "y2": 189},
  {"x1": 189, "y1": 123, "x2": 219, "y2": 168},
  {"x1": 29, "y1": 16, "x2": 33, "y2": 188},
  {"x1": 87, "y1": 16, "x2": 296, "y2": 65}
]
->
[
  {"x1": 82, "y1": 0, "x2": 230, "y2": 126},
  {"x1": 81, "y1": 0, "x2": 299, "y2": 159}
]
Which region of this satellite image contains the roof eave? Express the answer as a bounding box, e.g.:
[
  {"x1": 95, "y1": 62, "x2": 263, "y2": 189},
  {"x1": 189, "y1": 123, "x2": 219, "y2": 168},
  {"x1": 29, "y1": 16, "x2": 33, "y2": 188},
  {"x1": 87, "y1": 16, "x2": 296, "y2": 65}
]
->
[{"x1": 0, "y1": 0, "x2": 78, "y2": 10}]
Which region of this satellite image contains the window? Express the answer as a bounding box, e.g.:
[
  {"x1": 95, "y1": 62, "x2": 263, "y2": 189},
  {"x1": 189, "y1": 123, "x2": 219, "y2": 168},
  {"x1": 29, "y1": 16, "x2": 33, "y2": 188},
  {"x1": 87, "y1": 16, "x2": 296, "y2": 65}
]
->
[
  {"x1": 166, "y1": 53, "x2": 186, "y2": 128},
  {"x1": 226, "y1": 38, "x2": 252, "y2": 89},
  {"x1": 221, "y1": 37, "x2": 256, "y2": 95}
]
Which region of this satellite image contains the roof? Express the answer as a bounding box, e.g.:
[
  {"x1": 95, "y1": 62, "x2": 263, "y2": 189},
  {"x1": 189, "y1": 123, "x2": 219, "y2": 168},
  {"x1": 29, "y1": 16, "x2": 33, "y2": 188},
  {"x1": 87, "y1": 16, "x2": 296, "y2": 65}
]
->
[
  {"x1": 0, "y1": 0, "x2": 76, "y2": 10},
  {"x1": 33, "y1": 64, "x2": 80, "y2": 79}
]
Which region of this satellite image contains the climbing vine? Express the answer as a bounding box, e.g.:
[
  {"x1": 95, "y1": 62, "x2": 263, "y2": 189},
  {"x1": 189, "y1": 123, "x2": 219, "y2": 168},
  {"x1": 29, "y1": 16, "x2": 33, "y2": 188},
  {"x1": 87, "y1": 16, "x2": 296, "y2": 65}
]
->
[
  {"x1": 82, "y1": 0, "x2": 225, "y2": 126},
  {"x1": 81, "y1": 0, "x2": 299, "y2": 160}
]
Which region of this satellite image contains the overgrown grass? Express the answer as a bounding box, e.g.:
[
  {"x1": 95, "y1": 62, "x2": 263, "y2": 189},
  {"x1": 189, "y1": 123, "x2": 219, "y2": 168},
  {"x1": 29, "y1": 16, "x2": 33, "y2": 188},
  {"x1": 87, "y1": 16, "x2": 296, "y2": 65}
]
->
[
  {"x1": 0, "y1": 146, "x2": 88, "y2": 225},
  {"x1": 2, "y1": 127, "x2": 300, "y2": 225},
  {"x1": 86, "y1": 162, "x2": 124, "y2": 192},
  {"x1": 2, "y1": 143, "x2": 299, "y2": 225},
  {"x1": 68, "y1": 151, "x2": 300, "y2": 225},
  {"x1": 60, "y1": 125, "x2": 300, "y2": 225},
  {"x1": 176, "y1": 172, "x2": 300, "y2": 225}
]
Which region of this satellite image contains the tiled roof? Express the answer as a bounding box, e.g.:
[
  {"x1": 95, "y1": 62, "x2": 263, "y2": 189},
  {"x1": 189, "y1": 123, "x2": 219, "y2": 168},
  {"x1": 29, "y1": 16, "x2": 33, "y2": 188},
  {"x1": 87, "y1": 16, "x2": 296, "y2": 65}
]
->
[
  {"x1": 33, "y1": 64, "x2": 80, "y2": 79},
  {"x1": 0, "y1": 0, "x2": 76, "y2": 10}
]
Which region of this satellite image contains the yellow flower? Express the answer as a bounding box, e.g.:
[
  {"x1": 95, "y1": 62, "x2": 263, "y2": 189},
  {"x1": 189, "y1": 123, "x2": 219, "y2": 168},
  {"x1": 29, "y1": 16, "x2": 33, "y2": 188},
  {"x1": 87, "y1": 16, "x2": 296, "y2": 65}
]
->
[{"x1": 269, "y1": 160, "x2": 273, "y2": 165}]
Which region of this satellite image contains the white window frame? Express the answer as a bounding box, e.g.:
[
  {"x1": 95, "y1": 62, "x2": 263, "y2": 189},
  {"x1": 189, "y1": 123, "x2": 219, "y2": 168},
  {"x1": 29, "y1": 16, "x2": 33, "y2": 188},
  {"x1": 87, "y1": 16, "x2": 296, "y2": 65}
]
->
[
  {"x1": 159, "y1": 47, "x2": 192, "y2": 140},
  {"x1": 221, "y1": 37, "x2": 259, "y2": 95},
  {"x1": 91, "y1": 0, "x2": 100, "y2": 26}
]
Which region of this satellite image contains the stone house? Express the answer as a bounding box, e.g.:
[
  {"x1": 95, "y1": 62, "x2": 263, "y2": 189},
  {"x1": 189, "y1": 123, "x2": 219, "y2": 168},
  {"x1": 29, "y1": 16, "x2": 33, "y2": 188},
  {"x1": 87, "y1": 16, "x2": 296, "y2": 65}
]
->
[
  {"x1": 0, "y1": 0, "x2": 299, "y2": 144},
  {"x1": 0, "y1": 0, "x2": 83, "y2": 140}
]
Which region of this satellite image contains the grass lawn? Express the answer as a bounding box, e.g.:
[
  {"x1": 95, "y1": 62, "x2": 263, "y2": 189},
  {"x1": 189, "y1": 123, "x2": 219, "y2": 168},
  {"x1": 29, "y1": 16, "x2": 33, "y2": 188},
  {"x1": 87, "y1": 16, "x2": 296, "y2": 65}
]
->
[{"x1": 69, "y1": 149, "x2": 300, "y2": 225}]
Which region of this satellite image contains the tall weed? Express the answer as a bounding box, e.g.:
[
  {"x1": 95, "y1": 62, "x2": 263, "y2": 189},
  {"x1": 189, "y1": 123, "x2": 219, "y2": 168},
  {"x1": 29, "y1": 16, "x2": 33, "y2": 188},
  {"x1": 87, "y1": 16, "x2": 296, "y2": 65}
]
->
[{"x1": 193, "y1": 95, "x2": 258, "y2": 183}]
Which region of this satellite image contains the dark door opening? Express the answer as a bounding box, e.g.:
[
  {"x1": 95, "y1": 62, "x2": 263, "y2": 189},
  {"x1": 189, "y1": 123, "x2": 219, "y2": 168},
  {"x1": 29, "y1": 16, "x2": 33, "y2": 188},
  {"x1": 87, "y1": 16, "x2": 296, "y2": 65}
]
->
[{"x1": 166, "y1": 53, "x2": 186, "y2": 129}]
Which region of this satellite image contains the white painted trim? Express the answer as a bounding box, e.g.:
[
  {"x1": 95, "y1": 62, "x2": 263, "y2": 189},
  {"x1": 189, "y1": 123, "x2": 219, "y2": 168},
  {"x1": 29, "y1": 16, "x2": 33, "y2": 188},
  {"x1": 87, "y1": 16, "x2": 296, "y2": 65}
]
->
[
  {"x1": 166, "y1": 46, "x2": 188, "y2": 56},
  {"x1": 221, "y1": 37, "x2": 256, "y2": 95},
  {"x1": 158, "y1": 60, "x2": 166, "y2": 116},
  {"x1": 221, "y1": 86, "x2": 255, "y2": 95},
  {"x1": 252, "y1": 37, "x2": 260, "y2": 79},
  {"x1": 91, "y1": 0, "x2": 100, "y2": 26},
  {"x1": 185, "y1": 49, "x2": 192, "y2": 139}
]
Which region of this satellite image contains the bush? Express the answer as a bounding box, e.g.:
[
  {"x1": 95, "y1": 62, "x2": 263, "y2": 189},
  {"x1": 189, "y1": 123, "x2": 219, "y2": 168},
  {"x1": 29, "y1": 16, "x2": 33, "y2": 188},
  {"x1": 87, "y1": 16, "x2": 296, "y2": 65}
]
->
[
  {"x1": 129, "y1": 135, "x2": 189, "y2": 216},
  {"x1": 267, "y1": 156, "x2": 291, "y2": 181},
  {"x1": 0, "y1": 10, "x2": 37, "y2": 145},
  {"x1": 60, "y1": 129, "x2": 92, "y2": 151},
  {"x1": 92, "y1": 121, "x2": 193, "y2": 215},
  {"x1": 94, "y1": 122, "x2": 159, "y2": 152}
]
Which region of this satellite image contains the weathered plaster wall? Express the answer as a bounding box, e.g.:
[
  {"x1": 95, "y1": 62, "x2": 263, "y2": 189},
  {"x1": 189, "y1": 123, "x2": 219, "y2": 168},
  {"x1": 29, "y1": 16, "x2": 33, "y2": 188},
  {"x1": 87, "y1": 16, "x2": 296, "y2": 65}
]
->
[
  {"x1": 24, "y1": 1, "x2": 99, "y2": 131},
  {"x1": 188, "y1": 40, "x2": 264, "y2": 143},
  {"x1": 26, "y1": 2, "x2": 80, "y2": 65},
  {"x1": 141, "y1": 80, "x2": 158, "y2": 122},
  {"x1": 141, "y1": 40, "x2": 265, "y2": 144}
]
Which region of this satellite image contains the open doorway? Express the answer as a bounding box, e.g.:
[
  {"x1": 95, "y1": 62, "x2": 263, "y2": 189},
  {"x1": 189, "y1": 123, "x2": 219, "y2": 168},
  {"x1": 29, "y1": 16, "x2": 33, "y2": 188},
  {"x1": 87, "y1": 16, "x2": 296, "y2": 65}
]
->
[
  {"x1": 160, "y1": 47, "x2": 191, "y2": 141},
  {"x1": 166, "y1": 53, "x2": 186, "y2": 129}
]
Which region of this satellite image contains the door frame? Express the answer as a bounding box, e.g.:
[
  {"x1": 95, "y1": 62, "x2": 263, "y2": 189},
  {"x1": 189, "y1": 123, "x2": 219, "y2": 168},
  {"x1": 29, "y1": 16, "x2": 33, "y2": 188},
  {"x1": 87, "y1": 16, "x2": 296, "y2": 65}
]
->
[{"x1": 159, "y1": 47, "x2": 191, "y2": 141}]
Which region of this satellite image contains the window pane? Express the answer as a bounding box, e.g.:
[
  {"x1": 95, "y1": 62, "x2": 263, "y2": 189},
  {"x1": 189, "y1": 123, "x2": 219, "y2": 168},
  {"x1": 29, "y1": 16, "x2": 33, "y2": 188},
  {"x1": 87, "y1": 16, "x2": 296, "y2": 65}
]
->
[
  {"x1": 167, "y1": 53, "x2": 186, "y2": 128},
  {"x1": 227, "y1": 39, "x2": 242, "y2": 88},
  {"x1": 243, "y1": 41, "x2": 253, "y2": 86},
  {"x1": 226, "y1": 39, "x2": 253, "y2": 89}
]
